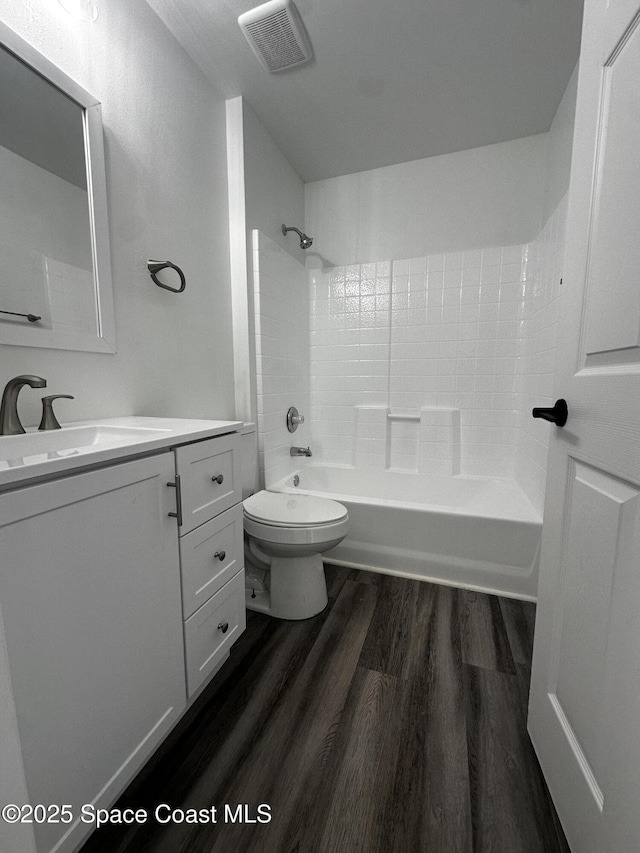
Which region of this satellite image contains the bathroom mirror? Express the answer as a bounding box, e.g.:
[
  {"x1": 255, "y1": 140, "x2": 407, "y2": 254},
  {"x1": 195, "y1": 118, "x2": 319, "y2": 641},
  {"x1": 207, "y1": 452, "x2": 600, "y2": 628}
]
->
[{"x1": 0, "y1": 21, "x2": 115, "y2": 353}]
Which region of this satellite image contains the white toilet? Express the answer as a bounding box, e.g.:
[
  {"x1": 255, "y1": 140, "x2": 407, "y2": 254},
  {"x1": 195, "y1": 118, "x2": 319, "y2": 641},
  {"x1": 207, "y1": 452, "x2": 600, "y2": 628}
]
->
[{"x1": 240, "y1": 425, "x2": 349, "y2": 620}]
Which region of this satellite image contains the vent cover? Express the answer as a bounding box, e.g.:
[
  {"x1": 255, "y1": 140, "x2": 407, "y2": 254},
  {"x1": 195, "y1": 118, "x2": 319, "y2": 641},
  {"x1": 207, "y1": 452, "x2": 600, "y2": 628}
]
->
[{"x1": 238, "y1": 0, "x2": 313, "y2": 73}]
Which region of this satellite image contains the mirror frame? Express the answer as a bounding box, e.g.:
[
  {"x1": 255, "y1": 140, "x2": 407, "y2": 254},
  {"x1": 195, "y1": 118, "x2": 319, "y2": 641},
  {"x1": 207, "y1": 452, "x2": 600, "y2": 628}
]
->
[{"x1": 0, "y1": 20, "x2": 116, "y2": 354}]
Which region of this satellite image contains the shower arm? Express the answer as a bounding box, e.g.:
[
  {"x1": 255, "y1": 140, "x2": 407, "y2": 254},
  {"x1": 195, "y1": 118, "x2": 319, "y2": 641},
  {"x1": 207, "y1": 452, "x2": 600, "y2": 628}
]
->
[
  {"x1": 282, "y1": 224, "x2": 303, "y2": 239},
  {"x1": 281, "y1": 224, "x2": 313, "y2": 249}
]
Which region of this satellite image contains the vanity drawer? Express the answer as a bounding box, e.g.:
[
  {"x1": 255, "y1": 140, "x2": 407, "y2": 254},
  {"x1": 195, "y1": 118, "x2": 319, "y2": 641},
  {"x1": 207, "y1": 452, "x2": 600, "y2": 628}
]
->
[
  {"x1": 184, "y1": 569, "x2": 246, "y2": 698},
  {"x1": 179, "y1": 503, "x2": 244, "y2": 619},
  {"x1": 175, "y1": 432, "x2": 240, "y2": 535}
]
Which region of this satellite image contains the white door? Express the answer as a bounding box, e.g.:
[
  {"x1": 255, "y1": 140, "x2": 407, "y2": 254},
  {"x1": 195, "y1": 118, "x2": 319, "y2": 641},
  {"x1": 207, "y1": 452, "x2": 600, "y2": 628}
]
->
[{"x1": 528, "y1": 1, "x2": 640, "y2": 851}]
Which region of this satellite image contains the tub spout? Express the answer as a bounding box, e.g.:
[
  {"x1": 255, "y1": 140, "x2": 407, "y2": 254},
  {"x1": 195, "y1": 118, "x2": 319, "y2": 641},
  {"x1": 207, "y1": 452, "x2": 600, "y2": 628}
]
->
[{"x1": 290, "y1": 446, "x2": 312, "y2": 457}]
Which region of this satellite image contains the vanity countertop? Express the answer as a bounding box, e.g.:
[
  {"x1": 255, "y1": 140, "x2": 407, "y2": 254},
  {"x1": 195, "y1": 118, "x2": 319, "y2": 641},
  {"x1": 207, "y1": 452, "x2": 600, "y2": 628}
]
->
[{"x1": 0, "y1": 416, "x2": 243, "y2": 490}]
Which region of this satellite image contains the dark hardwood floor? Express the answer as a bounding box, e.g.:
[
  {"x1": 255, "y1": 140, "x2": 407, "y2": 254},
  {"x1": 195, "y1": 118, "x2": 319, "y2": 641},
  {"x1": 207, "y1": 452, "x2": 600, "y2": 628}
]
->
[{"x1": 80, "y1": 567, "x2": 570, "y2": 853}]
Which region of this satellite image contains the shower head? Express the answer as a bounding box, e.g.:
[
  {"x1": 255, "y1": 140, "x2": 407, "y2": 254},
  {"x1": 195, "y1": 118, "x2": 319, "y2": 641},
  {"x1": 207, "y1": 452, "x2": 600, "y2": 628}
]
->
[{"x1": 282, "y1": 224, "x2": 313, "y2": 250}]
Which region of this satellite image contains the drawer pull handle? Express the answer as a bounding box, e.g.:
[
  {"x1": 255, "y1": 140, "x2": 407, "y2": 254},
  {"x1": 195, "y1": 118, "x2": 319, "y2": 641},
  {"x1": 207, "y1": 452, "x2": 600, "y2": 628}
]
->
[
  {"x1": 212, "y1": 474, "x2": 224, "y2": 485},
  {"x1": 214, "y1": 550, "x2": 226, "y2": 562},
  {"x1": 167, "y1": 475, "x2": 183, "y2": 527},
  {"x1": 218, "y1": 622, "x2": 229, "y2": 634}
]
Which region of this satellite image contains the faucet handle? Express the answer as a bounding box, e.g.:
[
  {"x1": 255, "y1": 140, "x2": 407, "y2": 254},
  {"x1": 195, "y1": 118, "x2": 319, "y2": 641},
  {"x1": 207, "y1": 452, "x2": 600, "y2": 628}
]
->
[
  {"x1": 38, "y1": 395, "x2": 74, "y2": 431},
  {"x1": 286, "y1": 406, "x2": 305, "y2": 433}
]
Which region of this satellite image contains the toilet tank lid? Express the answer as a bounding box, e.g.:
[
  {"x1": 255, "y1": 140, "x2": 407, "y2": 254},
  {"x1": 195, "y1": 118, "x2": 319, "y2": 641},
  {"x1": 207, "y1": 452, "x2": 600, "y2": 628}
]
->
[{"x1": 243, "y1": 490, "x2": 348, "y2": 527}]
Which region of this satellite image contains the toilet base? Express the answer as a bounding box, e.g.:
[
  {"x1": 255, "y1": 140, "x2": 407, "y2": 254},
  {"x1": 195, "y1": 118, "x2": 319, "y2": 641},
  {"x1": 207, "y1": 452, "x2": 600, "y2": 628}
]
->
[{"x1": 245, "y1": 553, "x2": 328, "y2": 620}]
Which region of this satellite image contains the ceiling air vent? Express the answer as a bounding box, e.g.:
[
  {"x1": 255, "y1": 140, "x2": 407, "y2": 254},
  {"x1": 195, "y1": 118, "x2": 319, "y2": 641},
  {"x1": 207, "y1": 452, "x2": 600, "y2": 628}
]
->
[{"x1": 238, "y1": 0, "x2": 313, "y2": 73}]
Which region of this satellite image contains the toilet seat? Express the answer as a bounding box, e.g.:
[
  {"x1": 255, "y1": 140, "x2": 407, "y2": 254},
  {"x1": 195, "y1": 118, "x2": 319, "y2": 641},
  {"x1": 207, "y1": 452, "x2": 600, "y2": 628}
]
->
[
  {"x1": 243, "y1": 490, "x2": 348, "y2": 528},
  {"x1": 243, "y1": 490, "x2": 349, "y2": 547}
]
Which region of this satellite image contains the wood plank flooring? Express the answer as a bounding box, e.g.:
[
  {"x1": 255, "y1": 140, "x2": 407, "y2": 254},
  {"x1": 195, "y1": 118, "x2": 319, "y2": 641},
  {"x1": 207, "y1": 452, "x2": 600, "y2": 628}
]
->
[{"x1": 80, "y1": 568, "x2": 570, "y2": 853}]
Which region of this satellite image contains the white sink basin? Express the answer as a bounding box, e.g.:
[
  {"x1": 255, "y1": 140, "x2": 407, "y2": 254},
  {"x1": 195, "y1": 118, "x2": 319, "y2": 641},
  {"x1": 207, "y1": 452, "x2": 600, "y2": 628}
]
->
[
  {"x1": 0, "y1": 424, "x2": 169, "y2": 459},
  {"x1": 0, "y1": 416, "x2": 243, "y2": 489}
]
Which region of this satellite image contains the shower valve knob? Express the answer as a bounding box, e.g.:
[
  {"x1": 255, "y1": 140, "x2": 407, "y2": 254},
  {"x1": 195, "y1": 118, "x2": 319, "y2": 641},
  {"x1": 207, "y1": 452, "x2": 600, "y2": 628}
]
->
[{"x1": 287, "y1": 406, "x2": 304, "y2": 432}]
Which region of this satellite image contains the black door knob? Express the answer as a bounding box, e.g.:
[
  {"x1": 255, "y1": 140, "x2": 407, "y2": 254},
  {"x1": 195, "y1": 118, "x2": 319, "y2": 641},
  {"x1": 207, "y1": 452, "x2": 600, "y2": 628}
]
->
[{"x1": 532, "y1": 399, "x2": 568, "y2": 427}]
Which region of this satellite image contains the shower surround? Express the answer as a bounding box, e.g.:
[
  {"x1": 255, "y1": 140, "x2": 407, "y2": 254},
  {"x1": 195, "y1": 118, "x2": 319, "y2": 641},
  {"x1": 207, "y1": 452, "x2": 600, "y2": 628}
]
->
[
  {"x1": 252, "y1": 196, "x2": 565, "y2": 598},
  {"x1": 309, "y1": 244, "x2": 527, "y2": 479}
]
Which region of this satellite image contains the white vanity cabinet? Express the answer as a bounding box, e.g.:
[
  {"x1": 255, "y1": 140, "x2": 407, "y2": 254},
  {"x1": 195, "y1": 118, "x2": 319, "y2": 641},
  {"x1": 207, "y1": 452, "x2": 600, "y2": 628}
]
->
[
  {"x1": 0, "y1": 453, "x2": 186, "y2": 853},
  {"x1": 0, "y1": 421, "x2": 246, "y2": 853}
]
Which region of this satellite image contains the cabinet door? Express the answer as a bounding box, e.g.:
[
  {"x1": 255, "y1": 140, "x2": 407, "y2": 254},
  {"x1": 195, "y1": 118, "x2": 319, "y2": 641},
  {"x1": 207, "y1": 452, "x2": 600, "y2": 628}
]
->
[
  {"x1": 0, "y1": 454, "x2": 186, "y2": 853},
  {"x1": 175, "y1": 432, "x2": 240, "y2": 534}
]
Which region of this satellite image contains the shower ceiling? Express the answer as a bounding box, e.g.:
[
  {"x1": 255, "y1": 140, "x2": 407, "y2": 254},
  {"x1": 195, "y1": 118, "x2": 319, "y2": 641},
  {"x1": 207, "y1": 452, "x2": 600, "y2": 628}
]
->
[{"x1": 145, "y1": 0, "x2": 584, "y2": 182}]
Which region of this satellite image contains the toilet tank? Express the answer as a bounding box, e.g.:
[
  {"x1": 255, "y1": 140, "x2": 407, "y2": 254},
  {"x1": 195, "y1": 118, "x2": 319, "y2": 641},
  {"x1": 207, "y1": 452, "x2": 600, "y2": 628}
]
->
[{"x1": 240, "y1": 423, "x2": 258, "y2": 499}]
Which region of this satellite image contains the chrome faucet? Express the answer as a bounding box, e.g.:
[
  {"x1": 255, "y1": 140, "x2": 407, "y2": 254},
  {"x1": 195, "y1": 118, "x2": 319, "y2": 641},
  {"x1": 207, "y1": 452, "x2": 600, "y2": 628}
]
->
[
  {"x1": 290, "y1": 446, "x2": 312, "y2": 457},
  {"x1": 0, "y1": 375, "x2": 47, "y2": 435}
]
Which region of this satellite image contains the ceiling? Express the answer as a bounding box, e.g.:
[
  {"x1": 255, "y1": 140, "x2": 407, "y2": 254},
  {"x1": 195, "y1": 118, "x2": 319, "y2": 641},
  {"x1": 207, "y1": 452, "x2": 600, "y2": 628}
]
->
[{"x1": 146, "y1": 0, "x2": 584, "y2": 183}]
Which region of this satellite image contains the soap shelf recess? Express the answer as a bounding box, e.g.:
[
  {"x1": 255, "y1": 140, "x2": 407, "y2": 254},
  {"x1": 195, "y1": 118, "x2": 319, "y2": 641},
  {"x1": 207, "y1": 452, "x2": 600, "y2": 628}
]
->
[{"x1": 147, "y1": 260, "x2": 186, "y2": 293}]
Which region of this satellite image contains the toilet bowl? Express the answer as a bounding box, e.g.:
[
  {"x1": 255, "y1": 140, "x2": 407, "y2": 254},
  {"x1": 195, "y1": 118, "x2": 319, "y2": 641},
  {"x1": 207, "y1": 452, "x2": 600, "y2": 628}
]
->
[{"x1": 243, "y1": 490, "x2": 349, "y2": 619}]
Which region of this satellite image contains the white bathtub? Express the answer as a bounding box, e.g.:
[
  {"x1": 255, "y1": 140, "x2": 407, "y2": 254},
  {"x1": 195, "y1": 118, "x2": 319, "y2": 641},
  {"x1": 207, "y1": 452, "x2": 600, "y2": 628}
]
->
[{"x1": 269, "y1": 465, "x2": 542, "y2": 600}]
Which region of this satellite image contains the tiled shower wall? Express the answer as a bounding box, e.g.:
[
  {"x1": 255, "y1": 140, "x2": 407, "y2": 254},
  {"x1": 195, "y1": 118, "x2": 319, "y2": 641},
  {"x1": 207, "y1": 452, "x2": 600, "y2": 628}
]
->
[
  {"x1": 308, "y1": 197, "x2": 567, "y2": 499},
  {"x1": 309, "y1": 244, "x2": 529, "y2": 477},
  {"x1": 253, "y1": 196, "x2": 567, "y2": 508},
  {"x1": 515, "y1": 196, "x2": 567, "y2": 513}
]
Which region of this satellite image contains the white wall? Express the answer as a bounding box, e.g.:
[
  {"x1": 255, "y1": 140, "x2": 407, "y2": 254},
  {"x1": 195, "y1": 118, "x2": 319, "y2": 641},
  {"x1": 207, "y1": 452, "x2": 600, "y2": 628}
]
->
[
  {"x1": 243, "y1": 102, "x2": 306, "y2": 266},
  {"x1": 0, "y1": 0, "x2": 234, "y2": 428},
  {"x1": 542, "y1": 65, "x2": 579, "y2": 223},
  {"x1": 227, "y1": 97, "x2": 305, "y2": 423},
  {"x1": 252, "y1": 231, "x2": 310, "y2": 489},
  {"x1": 304, "y1": 134, "x2": 547, "y2": 267}
]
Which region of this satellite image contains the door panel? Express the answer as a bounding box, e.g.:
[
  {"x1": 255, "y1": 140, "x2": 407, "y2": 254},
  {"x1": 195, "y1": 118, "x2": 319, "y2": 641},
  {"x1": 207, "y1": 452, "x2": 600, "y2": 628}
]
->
[
  {"x1": 584, "y1": 11, "x2": 640, "y2": 360},
  {"x1": 528, "y1": 0, "x2": 640, "y2": 850},
  {"x1": 551, "y1": 461, "x2": 639, "y2": 809}
]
